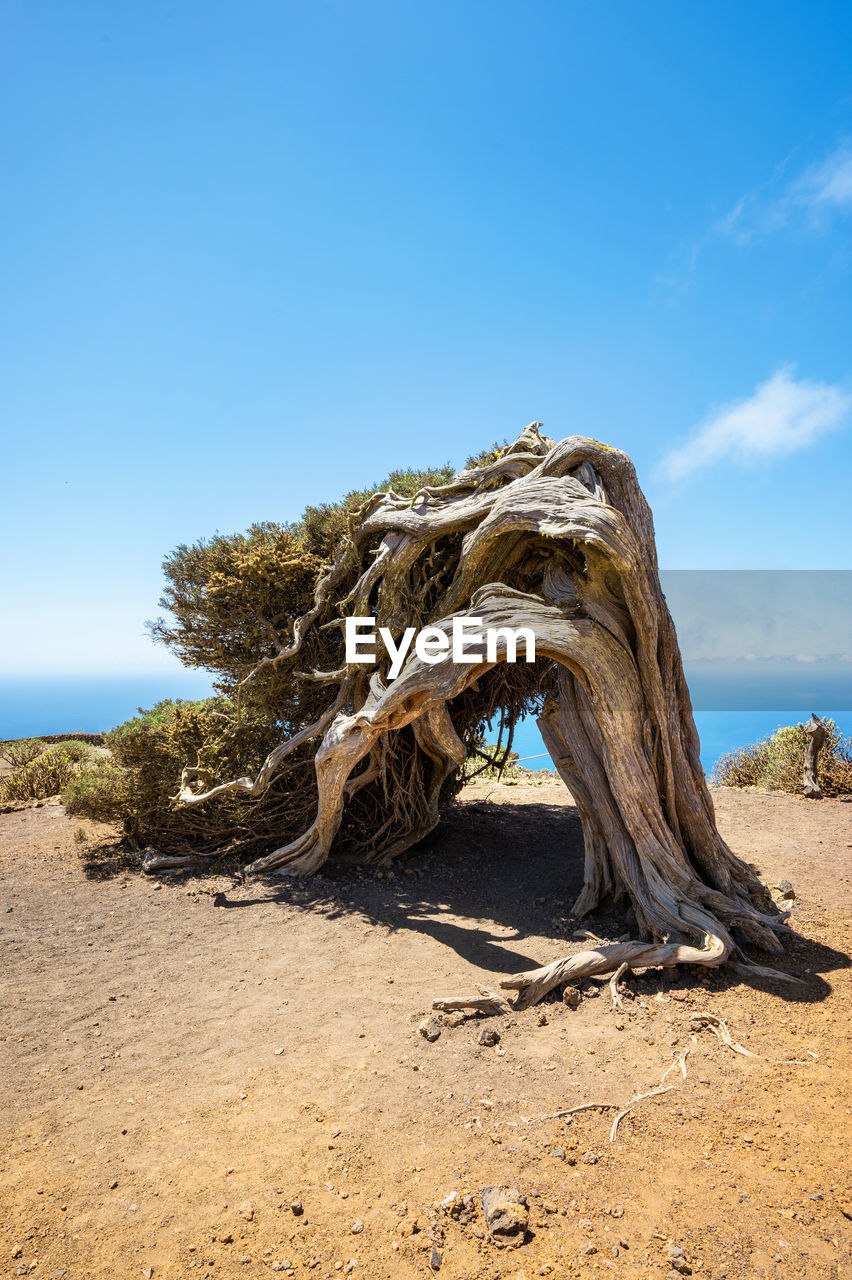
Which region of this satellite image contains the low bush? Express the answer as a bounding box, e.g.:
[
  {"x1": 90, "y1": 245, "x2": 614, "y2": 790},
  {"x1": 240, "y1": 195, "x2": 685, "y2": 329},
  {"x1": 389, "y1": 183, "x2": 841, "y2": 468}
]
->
[
  {"x1": 56, "y1": 739, "x2": 100, "y2": 763},
  {"x1": 713, "y1": 718, "x2": 852, "y2": 796},
  {"x1": 0, "y1": 747, "x2": 79, "y2": 801},
  {"x1": 0, "y1": 738, "x2": 46, "y2": 768},
  {"x1": 63, "y1": 698, "x2": 291, "y2": 852}
]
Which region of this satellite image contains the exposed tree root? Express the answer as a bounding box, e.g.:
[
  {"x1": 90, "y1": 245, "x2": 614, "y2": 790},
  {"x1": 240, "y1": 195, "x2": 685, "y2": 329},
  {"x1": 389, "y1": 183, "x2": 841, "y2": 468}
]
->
[
  {"x1": 692, "y1": 1011, "x2": 759, "y2": 1058},
  {"x1": 609, "y1": 962, "x2": 629, "y2": 1009},
  {"x1": 141, "y1": 850, "x2": 209, "y2": 874},
  {"x1": 610, "y1": 1084, "x2": 677, "y2": 1142},
  {"x1": 500, "y1": 934, "x2": 730, "y2": 1011},
  {"x1": 432, "y1": 986, "x2": 511, "y2": 1016}
]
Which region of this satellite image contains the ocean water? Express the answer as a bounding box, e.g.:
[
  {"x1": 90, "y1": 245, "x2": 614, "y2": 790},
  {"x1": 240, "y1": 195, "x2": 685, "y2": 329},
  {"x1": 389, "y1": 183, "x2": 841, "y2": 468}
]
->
[
  {"x1": 0, "y1": 674, "x2": 215, "y2": 740},
  {"x1": 1, "y1": 675, "x2": 850, "y2": 779},
  {"x1": 509, "y1": 710, "x2": 852, "y2": 778}
]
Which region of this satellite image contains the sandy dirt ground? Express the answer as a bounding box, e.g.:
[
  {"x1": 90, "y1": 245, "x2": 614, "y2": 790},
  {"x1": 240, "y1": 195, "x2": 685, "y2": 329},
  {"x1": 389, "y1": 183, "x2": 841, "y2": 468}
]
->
[{"x1": 1, "y1": 781, "x2": 851, "y2": 1280}]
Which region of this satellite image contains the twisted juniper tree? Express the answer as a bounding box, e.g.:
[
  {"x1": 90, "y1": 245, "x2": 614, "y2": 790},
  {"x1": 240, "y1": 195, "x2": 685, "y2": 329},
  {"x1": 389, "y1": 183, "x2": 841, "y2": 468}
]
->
[{"x1": 170, "y1": 423, "x2": 789, "y2": 1002}]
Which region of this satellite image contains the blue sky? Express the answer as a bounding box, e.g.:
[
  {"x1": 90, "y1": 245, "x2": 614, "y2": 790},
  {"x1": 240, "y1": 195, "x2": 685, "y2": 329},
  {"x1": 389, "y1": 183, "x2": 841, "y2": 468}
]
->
[{"x1": 2, "y1": 1, "x2": 851, "y2": 675}]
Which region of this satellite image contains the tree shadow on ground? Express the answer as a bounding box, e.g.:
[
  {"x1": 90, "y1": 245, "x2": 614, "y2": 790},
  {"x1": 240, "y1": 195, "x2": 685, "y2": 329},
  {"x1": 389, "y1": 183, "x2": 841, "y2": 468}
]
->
[{"x1": 111, "y1": 791, "x2": 852, "y2": 1006}]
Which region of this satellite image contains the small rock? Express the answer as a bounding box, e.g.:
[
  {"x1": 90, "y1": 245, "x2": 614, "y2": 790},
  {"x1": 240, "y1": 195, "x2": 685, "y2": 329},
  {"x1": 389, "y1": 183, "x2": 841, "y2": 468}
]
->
[
  {"x1": 351, "y1": 1220, "x2": 364, "y2": 1234},
  {"x1": 550, "y1": 1148, "x2": 566, "y2": 1161},
  {"x1": 562, "y1": 987, "x2": 581, "y2": 1008},
  {"x1": 239, "y1": 1201, "x2": 254, "y2": 1221},
  {"x1": 142, "y1": 1270, "x2": 154, "y2": 1279},
  {"x1": 429, "y1": 1247, "x2": 442, "y2": 1270},
  {"x1": 536, "y1": 1011, "x2": 548, "y2": 1026},
  {"x1": 581, "y1": 985, "x2": 600, "y2": 999},
  {"x1": 581, "y1": 1151, "x2": 599, "y2": 1165},
  {"x1": 240, "y1": 1257, "x2": 252, "y2": 1265},
  {"x1": 445, "y1": 1011, "x2": 466, "y2": 1028},
  {"x1": 477, "y1": 1027, "x2": 500, "y2": 1047},
  {"x1": 271, "y1": 1264, "x2": 292, "y2": 1274},
  {"x1": 609, "y1": 1205, "x2": 624, "y2": 1218},
  {"x1": 481, "y1": 1185, "x2": 529, "y2": 1247},
  {"x1": 109, "y1": 1179, "x2": 119, "y2": 1189},
  {"x1": 580, "y1": 1243, "x2": 597, "y2": 1256},
  {"x1": 667, "y1": 1244, "x2": 691, "y2": 1274},
  {"x1": 344, "y1": 1264, "x2": 357, "y2": 1276},
  {"x1": 291, "y1": 1198, "x2": 304, "y2": 1215},
  {"x1": 219, "y1": 1232, "x2": 234, "y2": 1244},
  {"x1": 419, "y1": 1017, "x2": 442, "y2": 1043}
]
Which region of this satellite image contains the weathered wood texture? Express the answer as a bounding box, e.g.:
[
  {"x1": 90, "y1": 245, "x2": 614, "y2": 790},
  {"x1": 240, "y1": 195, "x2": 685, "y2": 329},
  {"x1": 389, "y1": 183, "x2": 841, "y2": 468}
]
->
[{"x1": 803, "y1": 713, "x2": 828, "y2": 799}]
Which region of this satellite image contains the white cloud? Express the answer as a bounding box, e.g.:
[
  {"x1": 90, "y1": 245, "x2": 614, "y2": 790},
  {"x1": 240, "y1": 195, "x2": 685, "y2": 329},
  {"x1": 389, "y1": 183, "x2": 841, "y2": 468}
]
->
[
  {"x1": 658, "y1": 367, "x2": 851, "y2": 481},
  {"x1": 791, "y1": 143, "x2": 852, "y2": 212},
  {"x1": 719, "y1": 141, "x2": 852, "y2": 240}
]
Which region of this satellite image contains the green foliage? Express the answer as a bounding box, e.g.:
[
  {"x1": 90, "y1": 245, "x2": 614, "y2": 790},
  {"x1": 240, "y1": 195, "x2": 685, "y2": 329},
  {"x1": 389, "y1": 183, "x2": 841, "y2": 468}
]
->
[
  {"x1": 464, "y1": 440, "x2": 511, "y2": 469},
  {"x1": 0, "y1": 747, "x2": 79, "y2": 801},
  {"x1": 0, "y1": 738, "x2": 46, "y2": 768},
  {"x1": 63, "y1": 698, "x2": 299, "y2": 852},
  {"x1": 54, "y1": 739, "x2": 99, "y2": 763},
  {"x1": 149, "y1": 461, "x2": 457, "y2": 694},
  {"x1": 713, "y1": 718, "x2": 852, "y2": 797}
]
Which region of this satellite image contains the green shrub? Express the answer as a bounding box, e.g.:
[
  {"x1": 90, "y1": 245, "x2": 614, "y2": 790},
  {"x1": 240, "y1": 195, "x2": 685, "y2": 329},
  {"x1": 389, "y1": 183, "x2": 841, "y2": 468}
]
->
[
  {"x1": 0, "y1": 738, "x2": 46, "y2": 768},
  {"x1": 53, "y1": 739, "x2": 100, "y2": 763},
  {"x1": 0, "y1": 748, "x2": 78, "y2": 801},
  {"x1": 63, "y1": 698, "x2": 289, "y2": 852},
  {"x1": 713, "y1": 718, "x2": 852, "y2": 797}
]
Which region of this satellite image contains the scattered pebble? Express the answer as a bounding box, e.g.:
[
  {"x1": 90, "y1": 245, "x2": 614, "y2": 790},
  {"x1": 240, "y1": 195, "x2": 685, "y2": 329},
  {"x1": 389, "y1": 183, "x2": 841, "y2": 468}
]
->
[
  {"x1": 477, "y1": 1027, "x2": 500, "y2": 1047},
  {"x1": 429, "y1": 1247, "x2": 442, "y2": 1270},
  {"x1": 239, "y1": 1201, "x2": 254, "y2": 1222},
  {"x1": 351, "y1": 1220, "x2": 364, "y2": 1234},
  {"x1": 419, "y1": 1017, "x2": 442, "y2": 1043}
]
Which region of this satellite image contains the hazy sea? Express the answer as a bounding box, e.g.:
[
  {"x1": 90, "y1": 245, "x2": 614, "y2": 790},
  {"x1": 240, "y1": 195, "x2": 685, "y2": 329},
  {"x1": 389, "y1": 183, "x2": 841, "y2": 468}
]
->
[{"x1": 1, "y1": 674, "x2": 850, "y2": 778}]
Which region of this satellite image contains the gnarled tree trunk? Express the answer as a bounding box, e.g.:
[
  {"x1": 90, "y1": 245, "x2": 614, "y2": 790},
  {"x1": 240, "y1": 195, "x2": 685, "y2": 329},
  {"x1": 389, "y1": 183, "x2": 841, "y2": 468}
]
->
[{"x1": 176, "y1": 424, "x2": 788, "y2": 995}]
